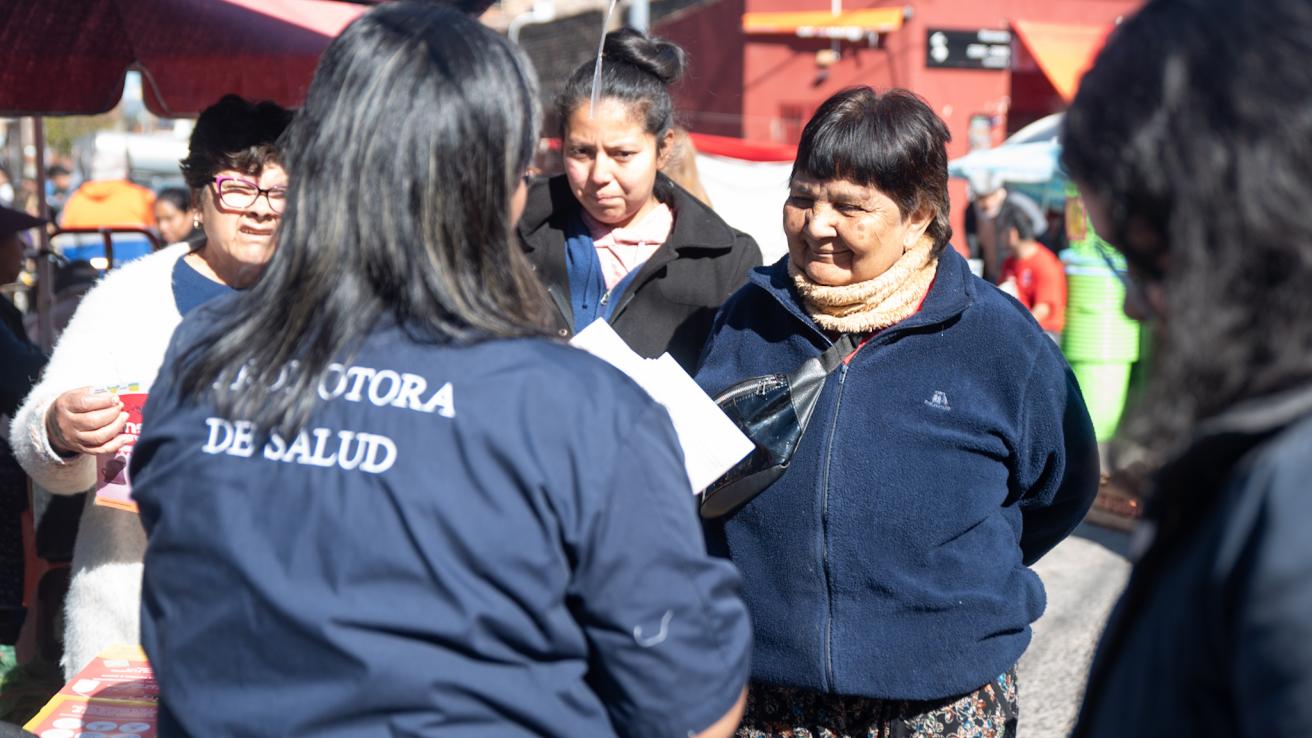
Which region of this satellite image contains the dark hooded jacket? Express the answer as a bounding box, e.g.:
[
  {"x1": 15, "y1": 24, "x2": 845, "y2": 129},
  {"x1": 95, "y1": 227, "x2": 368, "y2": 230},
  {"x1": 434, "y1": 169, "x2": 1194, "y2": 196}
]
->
[
  {"x1": 517, "y1": 174, "x2": 760, "y2": 371},
  {"x1": 1074, "y1": 385, "x2": 1312, "y2": 738}
]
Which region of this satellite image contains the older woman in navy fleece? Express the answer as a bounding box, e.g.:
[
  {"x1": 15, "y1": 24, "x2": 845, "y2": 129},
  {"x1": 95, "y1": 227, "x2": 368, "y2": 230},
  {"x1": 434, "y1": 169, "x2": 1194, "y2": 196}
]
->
[{"x1": 695, "y1": 87, "x2": 1099, "y2": 738}]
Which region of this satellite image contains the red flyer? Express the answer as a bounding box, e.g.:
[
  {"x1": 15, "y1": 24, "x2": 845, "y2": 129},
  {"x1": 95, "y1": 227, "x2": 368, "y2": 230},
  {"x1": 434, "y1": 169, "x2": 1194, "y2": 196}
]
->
[
  {"x1": 25, "y1": 645, "x2": 158, "y2": 737},
  {"x1": 55, "y1": 645, "x2": 158, "y2": 704},
  {"x1": 23, "y1": 696, "x2": 157, "y2": 738},
  {"x1": 93, "y1": 385, "x2": 148, "y2": 514}
]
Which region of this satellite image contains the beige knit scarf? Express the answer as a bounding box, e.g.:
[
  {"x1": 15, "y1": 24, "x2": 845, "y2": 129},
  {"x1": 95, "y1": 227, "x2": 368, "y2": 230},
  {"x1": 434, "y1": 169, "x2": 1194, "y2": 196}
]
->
[{"x1": 790, "y1": 234, "x2": 939, "y2": 333}]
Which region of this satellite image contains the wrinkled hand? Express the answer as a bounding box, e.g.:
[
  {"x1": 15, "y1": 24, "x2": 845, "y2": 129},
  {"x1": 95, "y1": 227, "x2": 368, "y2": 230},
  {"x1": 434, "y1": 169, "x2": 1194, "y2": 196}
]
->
[{"x1": 45, "y1": 387, "x2": 131, "y2": 457}]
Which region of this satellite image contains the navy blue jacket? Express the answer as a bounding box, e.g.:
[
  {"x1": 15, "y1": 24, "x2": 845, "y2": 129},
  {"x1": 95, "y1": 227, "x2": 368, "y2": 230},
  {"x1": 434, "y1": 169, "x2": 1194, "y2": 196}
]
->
[
  {"x1": 695, "y1": 249, "x2": 1099, "y2": 700},
  {"x1": 131, "y1": 304, "x2": 752, "y2": 738},
  {"x1": 1074, "y1": 386, "x2": 1312, "y2": 738}
]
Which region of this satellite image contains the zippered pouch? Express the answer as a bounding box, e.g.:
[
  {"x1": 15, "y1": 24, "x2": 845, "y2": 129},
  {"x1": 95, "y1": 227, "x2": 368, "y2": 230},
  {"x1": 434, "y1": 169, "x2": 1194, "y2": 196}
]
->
[{"x1": 700, "y1": 334, "x2": 855, "y2": 518}]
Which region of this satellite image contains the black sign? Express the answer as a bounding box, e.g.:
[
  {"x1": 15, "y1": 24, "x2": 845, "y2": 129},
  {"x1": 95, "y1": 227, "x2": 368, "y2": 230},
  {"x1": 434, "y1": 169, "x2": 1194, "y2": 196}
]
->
[{"x1": 926, "y1": 28, "x2": 1012, "y2": 70}]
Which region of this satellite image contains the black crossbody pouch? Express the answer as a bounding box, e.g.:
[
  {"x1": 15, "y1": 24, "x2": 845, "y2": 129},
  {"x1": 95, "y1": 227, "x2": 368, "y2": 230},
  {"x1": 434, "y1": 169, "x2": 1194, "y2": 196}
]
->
[{"x1": 700, "y1": 333, "x2": 858, "y2": 518}]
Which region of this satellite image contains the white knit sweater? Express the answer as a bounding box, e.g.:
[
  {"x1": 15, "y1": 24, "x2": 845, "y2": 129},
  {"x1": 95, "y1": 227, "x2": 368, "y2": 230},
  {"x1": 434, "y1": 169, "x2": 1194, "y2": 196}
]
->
[{"x1": 10, "y1": 243, "x2": 191, "y2": 678}]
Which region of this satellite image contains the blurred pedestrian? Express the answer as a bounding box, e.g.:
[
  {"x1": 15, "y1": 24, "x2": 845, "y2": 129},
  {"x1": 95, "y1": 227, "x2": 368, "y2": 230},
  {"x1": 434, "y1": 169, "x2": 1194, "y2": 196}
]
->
[
  {"x1": 1064, "y1": 1, "x2": 1312, "y2": 736},
  {"x1": 517, "y1": 29, "x2": 760, "y2": 371},
  {"x1": 696, "y1": 87, "x2": 1098, "y2": 738},
  {"x1": 0, "y1": 205, "x2": 45, "y2": 420},
  {"x1": 44, "y1": 164, "x2": 74, "y2": 222},
  {"x1": 966, "y1": 172, "x2": 1047, "y2": 284},
  {"x1": 8, "y1": 94, "x2": 292, "y2": 679},
  {"x1": 60, "y1": 144, "x2": 158, "y2": 266},
  {"x1": 60, "y1": 146, "x2": 155, "y2": 231},
  {"x1": 130, "y1": 5, "x2": 750, "y2": 737},
  {"x1": 152, "y1": 187, "x2": 199, "y2": 245},
  {"x1": 0, "y1": 205, "x2": 47, "y2": 649},
  {"x1": 0, "y1": 166, "x2": 14, "y2": 208},
  {"x1": 997, "y1": 199, "x2": 1066, "y2": 341}
]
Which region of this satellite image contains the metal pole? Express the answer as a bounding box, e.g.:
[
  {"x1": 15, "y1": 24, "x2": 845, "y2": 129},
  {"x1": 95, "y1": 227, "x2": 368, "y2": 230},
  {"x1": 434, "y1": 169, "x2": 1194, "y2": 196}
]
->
[
  {"x1": 628, "y1": 0, "x2": 649, "y2": 33},
  {"x1": 33, "y1": 117, "x2": 55, "y2": 353}
]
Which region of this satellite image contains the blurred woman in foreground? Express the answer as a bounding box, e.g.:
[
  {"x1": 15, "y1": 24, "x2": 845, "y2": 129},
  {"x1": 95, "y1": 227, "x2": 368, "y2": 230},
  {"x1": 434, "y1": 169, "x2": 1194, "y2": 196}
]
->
[
  {"x1": 1064, "y1": 0, "x2": 1312, "y2": 735},
  {"x1": 129, "y1": 4, "x2": 751, "y2": 737}
]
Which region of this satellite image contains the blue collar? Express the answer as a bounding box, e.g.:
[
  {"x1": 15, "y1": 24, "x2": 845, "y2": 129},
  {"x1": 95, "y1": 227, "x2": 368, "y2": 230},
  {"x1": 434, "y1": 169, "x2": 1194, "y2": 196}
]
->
[{"x1": 563, "y1": 212, "x2": 644, "y2": 333}]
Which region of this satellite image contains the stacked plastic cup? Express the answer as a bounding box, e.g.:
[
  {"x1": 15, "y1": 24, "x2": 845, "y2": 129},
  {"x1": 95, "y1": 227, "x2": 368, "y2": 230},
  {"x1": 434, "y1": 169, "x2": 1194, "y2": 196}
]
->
[{"x1": 1061, "y1": 190, "x2": 1141, "y2": 440}]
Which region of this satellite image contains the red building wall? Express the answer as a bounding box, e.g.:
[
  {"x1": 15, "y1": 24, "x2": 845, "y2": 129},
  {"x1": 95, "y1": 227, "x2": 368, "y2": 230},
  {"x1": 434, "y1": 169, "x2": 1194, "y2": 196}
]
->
[
  {"x1": 657, "y1": 0, "x2": 750, "y2": 137},
  {"x1": 660, "y1": 0, "x2": 1141, "y2": 255}
]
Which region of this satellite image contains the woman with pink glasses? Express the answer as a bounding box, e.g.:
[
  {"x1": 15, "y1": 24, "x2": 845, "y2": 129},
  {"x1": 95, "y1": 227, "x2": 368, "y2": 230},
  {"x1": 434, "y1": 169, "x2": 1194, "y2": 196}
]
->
[{"x1": 9, "y1": 94, "x2": 292, "y2": 678}]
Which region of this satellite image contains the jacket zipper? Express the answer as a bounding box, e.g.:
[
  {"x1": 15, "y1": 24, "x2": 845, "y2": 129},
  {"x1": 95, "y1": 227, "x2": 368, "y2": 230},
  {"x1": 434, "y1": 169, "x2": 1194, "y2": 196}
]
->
[
  {"x1": 715, "y1": 375, "x2": 786, "y2": 404},
  {"x1": 818, "y1": 362, "x2": 849, "y2": 691}
]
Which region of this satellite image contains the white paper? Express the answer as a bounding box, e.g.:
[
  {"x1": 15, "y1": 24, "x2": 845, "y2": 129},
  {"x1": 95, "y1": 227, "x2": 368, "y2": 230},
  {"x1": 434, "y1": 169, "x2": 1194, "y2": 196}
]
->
[{"x1": 570, "y1": 321, "x2": 754, "y2": 493}]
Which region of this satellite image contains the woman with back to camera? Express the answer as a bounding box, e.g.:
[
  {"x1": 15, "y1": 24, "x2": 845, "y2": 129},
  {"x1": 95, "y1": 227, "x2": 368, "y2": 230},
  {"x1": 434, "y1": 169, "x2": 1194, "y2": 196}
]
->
[
  {"x1": 696, "y1": 87, "x2": 1099, "y2": 737},
  {"x1": 1063, "y1": 1, "x2": 1312, "y2": 735},
  {"x1": 517, "y1": 29, "x2": 760, "y2": 371},
  {"x1": 128, "y1": 5, "x2": 751, "y2": 737},
  {"x1": 9, "y1": 94, "x2": 291, "y2": 678}
]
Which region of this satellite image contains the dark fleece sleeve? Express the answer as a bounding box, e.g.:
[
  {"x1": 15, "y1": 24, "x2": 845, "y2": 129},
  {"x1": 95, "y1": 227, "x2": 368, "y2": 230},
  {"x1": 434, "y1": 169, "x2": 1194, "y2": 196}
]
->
[{"x1": 1014, "y1": 342, "x2": 1100, "y2": 565}]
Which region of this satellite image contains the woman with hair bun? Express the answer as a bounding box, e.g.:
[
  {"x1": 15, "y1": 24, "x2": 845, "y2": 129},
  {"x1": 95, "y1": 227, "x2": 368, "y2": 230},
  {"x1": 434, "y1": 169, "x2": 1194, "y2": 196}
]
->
[{"x1": 517, "y1": 28, "x2": 760, "y2": 371}]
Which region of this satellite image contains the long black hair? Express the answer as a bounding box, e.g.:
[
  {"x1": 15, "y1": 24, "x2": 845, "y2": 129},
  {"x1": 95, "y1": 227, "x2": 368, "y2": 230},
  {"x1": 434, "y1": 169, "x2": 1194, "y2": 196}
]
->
[
  {"x1": 792, "y1": 87, "x2": 953, "y2": 254},
  {"x1": 179, "y1": 2, "x2": 547, "y2": 433},
  {"x1": 1063, "y1": 0, "x2": 1312, "y2": 456}
]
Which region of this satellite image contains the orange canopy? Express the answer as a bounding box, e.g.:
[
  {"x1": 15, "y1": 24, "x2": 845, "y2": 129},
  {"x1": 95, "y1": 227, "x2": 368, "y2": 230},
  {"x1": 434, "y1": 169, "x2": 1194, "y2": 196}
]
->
[
  {"x1": 1011, "y1": 19, "x2": 1115, "y2": 102},
  {"x1": 743, "y1": 7, "x2": 904, "y2": 39}
]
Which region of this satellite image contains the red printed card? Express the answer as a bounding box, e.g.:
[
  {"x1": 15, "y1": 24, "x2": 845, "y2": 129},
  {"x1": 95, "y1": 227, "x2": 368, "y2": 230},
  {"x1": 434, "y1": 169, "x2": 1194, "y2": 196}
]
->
[{"x1": 93, "y1": 385, "x2": 148, "y2": 514}]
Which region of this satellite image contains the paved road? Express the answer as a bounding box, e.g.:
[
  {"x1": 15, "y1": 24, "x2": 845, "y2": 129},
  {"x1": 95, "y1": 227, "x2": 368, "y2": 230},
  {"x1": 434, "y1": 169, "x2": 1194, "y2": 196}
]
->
[{"x1": 1017, "y1": 522, "x2": 1132, "y2": 738}]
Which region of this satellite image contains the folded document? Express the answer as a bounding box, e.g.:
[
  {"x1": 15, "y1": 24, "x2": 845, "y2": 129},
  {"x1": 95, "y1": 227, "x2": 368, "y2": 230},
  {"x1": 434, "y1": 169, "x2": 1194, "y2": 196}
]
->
[{"x1": 570, "y1": 321, "x2": 753, "y2": 494}]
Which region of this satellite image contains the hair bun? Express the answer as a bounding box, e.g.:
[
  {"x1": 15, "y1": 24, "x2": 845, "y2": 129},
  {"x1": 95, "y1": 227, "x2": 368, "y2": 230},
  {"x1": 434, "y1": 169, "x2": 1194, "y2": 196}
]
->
[{"x1": 603, "y1": 28, "x2": 686, "y2": 86}]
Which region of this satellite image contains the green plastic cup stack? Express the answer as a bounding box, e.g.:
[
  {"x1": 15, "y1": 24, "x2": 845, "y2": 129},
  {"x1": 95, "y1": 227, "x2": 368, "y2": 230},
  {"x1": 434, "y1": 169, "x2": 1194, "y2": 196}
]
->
[{"x1": 1062, "y1": 223, "x2": 1140, "y2": 440}]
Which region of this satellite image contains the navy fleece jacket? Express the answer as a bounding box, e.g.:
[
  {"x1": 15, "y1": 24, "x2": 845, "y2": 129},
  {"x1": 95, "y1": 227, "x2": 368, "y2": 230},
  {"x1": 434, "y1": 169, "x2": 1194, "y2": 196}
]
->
[{"x1": 695, "y1": 248, "x2": 1099, "y2": 700}]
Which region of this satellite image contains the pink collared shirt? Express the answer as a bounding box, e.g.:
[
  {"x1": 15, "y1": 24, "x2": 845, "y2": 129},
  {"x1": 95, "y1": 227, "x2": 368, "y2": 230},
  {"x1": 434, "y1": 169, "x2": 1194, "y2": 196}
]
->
[{"x1": 581, "y1": 203, "x2": 675, "y2": 290}]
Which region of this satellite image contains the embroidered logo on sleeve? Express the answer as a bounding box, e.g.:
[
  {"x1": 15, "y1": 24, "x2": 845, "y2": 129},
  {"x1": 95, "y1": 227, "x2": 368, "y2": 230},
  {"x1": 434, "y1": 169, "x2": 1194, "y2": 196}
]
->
[{"x1": 924, "y1": 390, "x2": 952, "y2": 411}]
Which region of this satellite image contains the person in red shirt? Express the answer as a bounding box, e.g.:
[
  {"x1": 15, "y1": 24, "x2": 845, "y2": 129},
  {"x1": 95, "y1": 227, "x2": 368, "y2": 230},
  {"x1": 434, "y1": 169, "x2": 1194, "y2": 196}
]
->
[{"x1": 997, "y1": 199, "x2": 1066, "y2": 338}]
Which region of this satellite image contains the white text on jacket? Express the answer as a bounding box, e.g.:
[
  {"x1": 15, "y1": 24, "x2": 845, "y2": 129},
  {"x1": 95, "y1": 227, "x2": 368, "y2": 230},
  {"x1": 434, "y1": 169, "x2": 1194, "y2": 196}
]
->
[{"x1": 200, "y1": 362, "x2": 456, "y2": 474}]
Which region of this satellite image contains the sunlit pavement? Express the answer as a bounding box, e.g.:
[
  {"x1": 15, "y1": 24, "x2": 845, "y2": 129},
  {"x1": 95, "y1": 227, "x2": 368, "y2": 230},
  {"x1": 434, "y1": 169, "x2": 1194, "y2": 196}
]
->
[{"x1": 1018, "y1": 521, "x2": 1132, "y2": 738}]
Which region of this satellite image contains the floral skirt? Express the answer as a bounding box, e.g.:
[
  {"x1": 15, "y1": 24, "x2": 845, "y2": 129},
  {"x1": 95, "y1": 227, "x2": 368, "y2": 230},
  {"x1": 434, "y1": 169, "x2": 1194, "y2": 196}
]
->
[{"x1": 736, "y1": 669, "x2": 1019, "y2": 738}]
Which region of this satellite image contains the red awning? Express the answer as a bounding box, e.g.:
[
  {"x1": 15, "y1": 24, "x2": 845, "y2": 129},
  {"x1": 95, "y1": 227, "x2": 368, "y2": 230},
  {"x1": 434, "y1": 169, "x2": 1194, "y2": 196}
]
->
[
  {"x1": 0, "y1": 0, "x2": 366, "y2": 117},
  {"x1": 1010, "y1": 19, "x2": 1115, "y2": 102}
]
